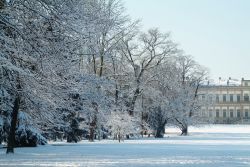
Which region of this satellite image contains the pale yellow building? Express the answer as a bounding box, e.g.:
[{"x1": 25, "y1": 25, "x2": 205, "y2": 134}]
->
[{"x1": 199, "y1": 78, "x2": 250, "y2": 124}]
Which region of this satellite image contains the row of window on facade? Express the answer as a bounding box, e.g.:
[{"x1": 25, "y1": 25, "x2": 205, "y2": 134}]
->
[
  {"x1": 202, "y1": 109, "x2": 250, "y2": 118},
  {"x1": 201, "y1": 94, "x2": 250, "y2": 102}
]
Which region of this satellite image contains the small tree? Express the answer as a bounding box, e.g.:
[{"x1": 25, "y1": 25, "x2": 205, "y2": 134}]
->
[
  {"x1": 67, "y1": 118, "x2": 80, "y2": 143},
  {"x1": 107, "y1": 111, "x2": 139, "y2": 142}
]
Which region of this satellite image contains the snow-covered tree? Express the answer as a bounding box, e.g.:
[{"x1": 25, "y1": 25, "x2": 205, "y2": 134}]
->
[
  {"x1": 169, "y1": 56, "x2": 209, "y2": 135},
  {"x1": 141, "y1": 55, "x2": 209, "y2": 137},
  {"x1": 145, "y1": 61, "x2": 178, "y2": 138},
  {"x1": 119, "y1": 28, "x2": 178, "y2": 116},
  {"x1": 82, "y1": 0, "x2": 134, "y2": 77},
  {"x1": 0, "y1": 0, "x2": 87, "y2": 153},
  {"x1": 107, "y1": 111, "x2": 140, "y2": 142},
  {"x1": 15, "y1": 111, "x2": 47, "y2": 147},
  {"x1": 78, "y1": 75, "x2": 113, "y2": 141},
  {"x1": 77, "y1": 0, "x2": 139, "y2": 142}
]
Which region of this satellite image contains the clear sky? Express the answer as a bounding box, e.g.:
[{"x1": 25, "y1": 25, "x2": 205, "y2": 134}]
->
[{"x1": 124, "y1": 0, "x2": 250, "y2": 80}]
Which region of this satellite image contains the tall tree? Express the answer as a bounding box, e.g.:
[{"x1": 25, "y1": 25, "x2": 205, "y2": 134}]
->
[
  {"x1": 170, "y1": 56, "x2": 208, "y2": 135},
  {"x1": 0, "y1": 0, "x2": 87, "y2": 153},
  {"x1": 80, "y1": 0, "x2": 137, "y2": 141},
  {"x1": 120, "y1": 28, "x2": 178, "y2": 115}
]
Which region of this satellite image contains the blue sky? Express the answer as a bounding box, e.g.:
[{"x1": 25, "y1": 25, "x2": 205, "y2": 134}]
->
[{"x1": 124, "y1": 0, "x2": 250, "y2": 80}]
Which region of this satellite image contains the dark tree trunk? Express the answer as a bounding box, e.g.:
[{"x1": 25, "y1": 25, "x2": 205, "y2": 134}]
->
[
  {"x1": 155, "y1": 129, "x2": 164, "y2": 138},
  {"x1": 89, "y1": 103, "x2": 98, "y2": 142},
  {"x1": 155, "y1": 124, "x2": 165, "y2": 138},
  {"x1": 129, "y1": 87, "x2": 140, "y2": 115},
  {"x1": 115, "y1": 84, "x2": 118, "y2": 105},
  {"x1": 181, "y1": 126, "x2": 188, "y2": 136},
  {"x1": 6, "y1": 95, "x2": 20, "y2": 154},
  {"x1": 88, "y1": 115, "x2": 96, "y2": 142},
  {"x1": 89, "y1": 119, "x2": 96, "y2": 142},
  {"x1": 118, "y1": 131, "x2": 121, "y2": 143}
]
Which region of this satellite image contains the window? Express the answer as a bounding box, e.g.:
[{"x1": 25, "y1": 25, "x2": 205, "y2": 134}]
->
[
  {"x1": 230, "y1": 109, "x2": 234, "y2": 118},
  {"x1": 216, "y1": 109, "x2": 220, "y2": 118},
  {"x1": 244, "y1": 94, "x2": 249, "y2": 102},
  {"x1": 237, "y1": 109, "x2": 241, "y2": 118},
  {"x1": 230, "y1": 112, "x2": 233, "y2": 118},
  {"x1": 216, "y1": 95, "x2": 219, "y2": 102},
  {"x1": 230, "y1": 94, "x2": 233, "y2": 102},
  {"x1": 245, "y1": 109, "x2": 249, "y2": 118},
  {"x1": 209, "y1": 110, "x2": 213, "y2": 117},
  {"x1": 223, "y1": 94, "x2": 227, "y2": 102},
  {"x1": 209, "y1": 96, "x2": 213, "y2": 102},
  {"x1": 245, "y1": 82, "x2": 248, "y2": 86},
  {"x1": 245, "y1": 112, "x2": 249, "y2": 118},
  {"x1": 237, "y1": 94, "x2": 241, "y2": 102},
  {"x1": 202, "y1": 95, "x2": 206, "y2": 101},
  {"x1": 223, "y1": 109, "x2": 227, "y2": 118},
  {"x1": 202, "y1": 109, "x2": 206, "y2": 117}
]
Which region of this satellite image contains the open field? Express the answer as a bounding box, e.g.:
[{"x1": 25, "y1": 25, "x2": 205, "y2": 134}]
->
[{"x1": 1, "y1": 124, "x2": 250, "y2": 167}]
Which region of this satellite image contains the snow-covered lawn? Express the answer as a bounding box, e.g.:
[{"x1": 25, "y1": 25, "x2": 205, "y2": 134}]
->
[{"x1": 1, "y1": 124, "x2": 250, "y2": 167}]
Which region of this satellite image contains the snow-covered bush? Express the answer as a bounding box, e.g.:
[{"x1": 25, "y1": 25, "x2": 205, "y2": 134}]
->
[
  {"x1": 107, "y1": 111, "x2": 140, "y2": 142},
  {"x1": 15, "y1": 112, "x2": 47, "y2": 147},
  {"x1": 15, "y1": 125, "x2": 47, "y2": 147}
]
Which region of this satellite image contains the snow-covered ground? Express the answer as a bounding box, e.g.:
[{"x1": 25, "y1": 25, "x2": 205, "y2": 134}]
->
[{"x1": 1, "y1": 124, "x2": 250, "y2": 167}]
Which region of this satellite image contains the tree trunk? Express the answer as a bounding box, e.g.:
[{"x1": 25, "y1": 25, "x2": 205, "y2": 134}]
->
[
  {"x1": 89, "y1": 103, "x2": 98, "y2": 142},
  {"x1": 181, "y1": 126, "x2": 188, "y2": 136},
  {"x1": 89, "y1": 120, "x2": 96, "y2": 142},
  {"x1": 155, "y1": 124, "x2": 165, "y2": 138},
  {"x1": 115, "y1": 84, "x2": 118, "y2": 105},
  {"x1": 99, "y1": 37, "x2": 105, "y2": 77},
  {"x1": 92, "y1": 54, "x2": 97, "y2": 74},
  {"x1": 129, "y1": 87, "x2": 140, "y2": 115},
  {"x1": 6, "y1": 95, "x2": 20, "y2": 154},
  {"x1": 118, "y1": 131, "x2": 121, "y2": 143},
  {"x1": 99, "y1": 54, "x2": 104, "y2": 77},
  {"x1": 126, "y1": 134, "x2": 129, "y2": 139}
]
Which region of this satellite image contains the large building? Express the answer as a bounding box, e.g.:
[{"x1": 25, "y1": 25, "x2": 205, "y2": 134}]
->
[{"x1": 199, "y1": 78, "x2": 250, "y2": 124}]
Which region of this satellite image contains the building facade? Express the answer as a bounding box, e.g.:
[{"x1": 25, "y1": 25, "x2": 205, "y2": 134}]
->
[{"x1": 199, "y1": 78, "x2": 250, "y2": 124}]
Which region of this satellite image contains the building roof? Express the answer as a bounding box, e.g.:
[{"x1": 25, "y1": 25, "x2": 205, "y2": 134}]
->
[{"x1": 201, "y1": 78, "x2": 241, "y2": 87}]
